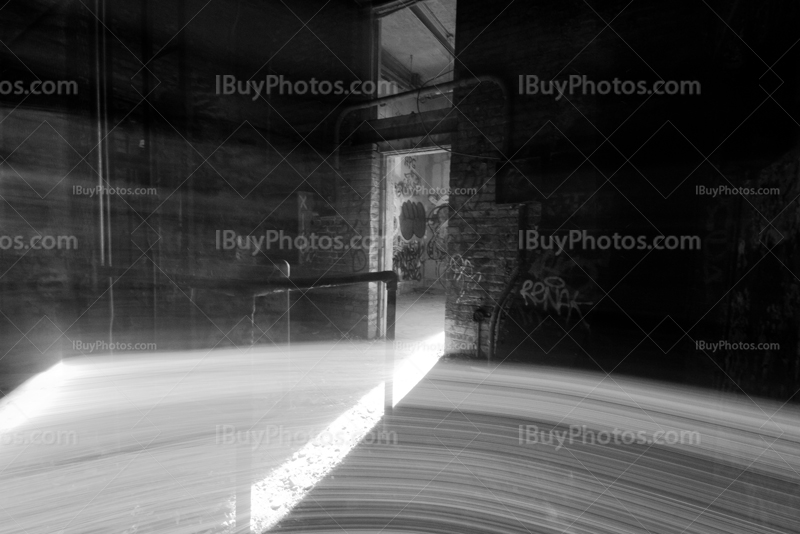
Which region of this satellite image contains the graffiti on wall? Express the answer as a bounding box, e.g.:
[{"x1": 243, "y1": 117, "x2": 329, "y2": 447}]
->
[
  {"x1": 444, "y1": 254, "x2": 483, "y2": 304},
  {"x1": 425, "y1": 204, "x2": 449, "y2": 265},
  {"x1": 518, "y1": 276, "x2": 592, "y2": 330},
  {"x1": 501, "y1": 246, "x2": 599, "y2": 342},
  {"x1": 399, "y1": 200, "x2": 426, "y2": 240},
  {"x1": 393, "y1": 238, "x2": 423, "y2": 281},
  {"x1": 394, "y1": 156, "x2": 422, "y2": 196},
  {"x1": 391, "y1": 154, "x2": 451, "y2": 283}
]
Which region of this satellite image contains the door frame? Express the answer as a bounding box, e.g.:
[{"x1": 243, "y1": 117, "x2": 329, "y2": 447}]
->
[{"x1": 377, "y1": 145, "x2": 451, "y2": 337}]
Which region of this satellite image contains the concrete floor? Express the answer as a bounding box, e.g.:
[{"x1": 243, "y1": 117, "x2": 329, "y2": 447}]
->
[
  {"x1": 0, "y1": 289, "x2": 449, "y2": 534},
  {"x1": 272, "y1": 362, "x2": 800, "y2": 534}
]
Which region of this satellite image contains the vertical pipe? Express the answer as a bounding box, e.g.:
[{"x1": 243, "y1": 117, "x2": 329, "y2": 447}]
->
[
  {"x1": 250, "y1": 296, "x2": 256, "y2": 346},
  {"x1": 476, "y1": 318, "x2": 482, "y2": 360},
  {"x1": 377, "y1": 155, "x2": 386, "y2": 337},
  {"x1": 385, "y1": 277, "x2": 396, "y2": 416},
  {"x1": 102, "y1": 0, "x2": 111, "y2": 269},
  {"x1": 190, "y1": 287, "x2": 196, "y2": 348},
  {"x1": 95, "y1": 0, "x2": 118, "y2": 454},
  {"x1": 179, "y1": 0, "x2": 195, "y2": 284},
  {"x1": 487, "y1": 204, "x2": 527, "y2": 362},
  {"x1": 94, "y1": 0, "x2": 104, "y2": 268},
  {"x1": 141, "y1": 0, "x2": 156, "y2": 344},
  {"x1": 177, "y1": 0, "x2": 186, "y2": 254},
  {"x1": 283, "y1": 261, "x2": 290, "y2": 347},
  {"x1": 101, "y1": 0, "x2": 113, "y2": 351}
]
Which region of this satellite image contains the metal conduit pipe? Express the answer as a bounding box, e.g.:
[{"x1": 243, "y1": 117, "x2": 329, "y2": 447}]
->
[
  {"x1": 487, "y1": 203, "x2": 528, "y2": 362},
  {"x1": 333, "y1": 75, "x2": 509, "y2": 169}
]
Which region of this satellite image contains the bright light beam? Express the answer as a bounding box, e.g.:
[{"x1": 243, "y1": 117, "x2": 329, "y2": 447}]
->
[
  {"x1": 0, "y1": 361, "x2": 69, "y2": 433},
  {"x1": 251, "y1": 382, "x2": 385, "y2": 532},
  {"x1": 251, "y1": 332, "x2": 444, "y2": 531}
]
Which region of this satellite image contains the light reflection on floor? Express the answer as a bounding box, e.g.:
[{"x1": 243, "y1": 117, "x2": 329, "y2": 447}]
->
[
  {"x1": 0, "y1": 335, "x2": 444, "y2": 533},
  {"x1": 0, "y1": 361, "x2": 70, "y2": 433},
  {"x1": 251, "y1": 331, "x2": 444, "y2": 532},
  {"x1": 391, "y1": 331, "x2": 444, "y2": 407}
]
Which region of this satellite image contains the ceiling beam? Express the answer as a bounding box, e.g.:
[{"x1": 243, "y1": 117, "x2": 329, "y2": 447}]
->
[
  {"x1": 370, "y1": 0, "x2": 422, "y2": 18},
  {"x1": 381, "y1": 49, "x2": 420, "y2": 90},
  {"x1": 409, "y1": 3, "x2": 455, "y2": 57}
]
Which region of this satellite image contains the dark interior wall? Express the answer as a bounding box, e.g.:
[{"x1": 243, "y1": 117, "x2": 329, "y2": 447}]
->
[
  {"x1": 0, "y1": 0, "x2": 87, "y2": 392},
  {"x1": 446, "y1": 0, "x2": 800, "y2": 397},
  {"x1": 0, "y1": 0, "x2": 377, "y2": 391}
]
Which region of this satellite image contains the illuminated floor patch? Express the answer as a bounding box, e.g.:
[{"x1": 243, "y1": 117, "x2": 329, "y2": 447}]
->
[
  {"x1": 251, "y1": 383, "x2": 385, "y2": 532},
  {"x1": 392, "y1": 331, "x2": 444, "y2": 406},
  {"x1": 0, "y1": 361, "x2": 69, "y2": 433},
  {"x1": 251, "y1": 333, "x2": 443, "y2": 532}
]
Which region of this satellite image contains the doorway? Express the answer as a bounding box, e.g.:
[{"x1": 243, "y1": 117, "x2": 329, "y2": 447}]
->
[{"x1": 383, "y1": 149, "x2": 450, "y2": 347}]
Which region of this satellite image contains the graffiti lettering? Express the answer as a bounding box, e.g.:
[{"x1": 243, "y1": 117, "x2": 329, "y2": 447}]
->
[{"x1": 519, "y1": 276, "x2": 592, "y2": 329}]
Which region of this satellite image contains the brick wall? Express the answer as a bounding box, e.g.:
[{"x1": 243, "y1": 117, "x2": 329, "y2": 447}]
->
[
  {"x1": 305, "y1": 145, "x2": 382, "y2": 339},
  {"x1": 446, "y1": 0, "x2": 800, "y2": 395}
]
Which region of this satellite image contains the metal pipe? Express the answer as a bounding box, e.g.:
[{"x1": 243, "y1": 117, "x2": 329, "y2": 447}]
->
[
  {"x1": 95, "y1": 0, "x2": 114, "y2": 351},
  {"x1": 487, "y1": 204, "x2": 528, "y2": 362},
  {"x1": 281, "y1": 260, "x2": 290, "y2": 346},
  {"x1": 333, "y1": 75, "x2": 509, "y2": 169},
  {"x1": 141, "y1": 0, "x2": 157, "y2": 344},
  {"x1": 472, "y1": 306, "x2": 490, "y2": 360},
  {"x1": 384, "y1": 276, "x2": 396, "y2": 417},
  {"x1": 101, "y1": 0, "x2": 114, "y2": 352},
  {"x1": 94, "y1": 0, "x2": 104, "y2": 267},
  {"x1": 127, "y1": 269, "x2": 398, "y2": 417},
  {"x1": 371, "y1": 0, "x2": 421, "y2": 18},
  {"x1": 247, "y1": 270, "x2": 399, "y2": 296},
  {"x1": 102, "y1": 0, "x2": 111, "y2": 271}
]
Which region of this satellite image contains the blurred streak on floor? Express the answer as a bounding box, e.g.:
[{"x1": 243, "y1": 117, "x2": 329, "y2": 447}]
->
[
  {"x1": 271, "y1": 361, "x2": 800, "y2": 534},
  {"x1": 0, "y1": 283, "x2": 449, "y2": 533},
  {"x1": 0, "y1": 283, "x2": 449, "y2": 534}
]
